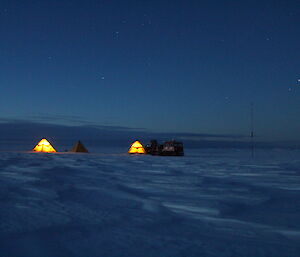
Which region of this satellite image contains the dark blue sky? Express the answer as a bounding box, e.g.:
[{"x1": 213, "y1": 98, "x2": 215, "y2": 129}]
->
[{"x1": 1, "y1": 0, "x2": 300, "y2": 143}]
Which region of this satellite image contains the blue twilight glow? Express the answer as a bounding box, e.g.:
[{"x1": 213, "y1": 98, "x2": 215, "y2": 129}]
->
[{"x1": 0, "y1": 0, "x2": 299, "y2": 144}]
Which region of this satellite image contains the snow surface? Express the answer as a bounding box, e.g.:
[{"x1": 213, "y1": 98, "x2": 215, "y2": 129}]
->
[{"x1": 0, "y1": 148, "x2": 300, "y2": 257}]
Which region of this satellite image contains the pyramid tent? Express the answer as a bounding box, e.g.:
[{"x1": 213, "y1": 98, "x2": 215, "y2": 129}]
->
[
  {"x1": 69, "y1": 141, "x2": 89, "y2": 153},
  {"x1": 32, "y1": 138, "x2": 56, "y2": 153},
  {"x1": 128, "y1": 140, "x2": 146, "y2": 154}
]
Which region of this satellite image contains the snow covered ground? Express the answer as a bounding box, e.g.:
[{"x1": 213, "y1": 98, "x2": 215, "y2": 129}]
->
[{"x1": 0, "y1": 148, "x2": 300, "y2": 257}]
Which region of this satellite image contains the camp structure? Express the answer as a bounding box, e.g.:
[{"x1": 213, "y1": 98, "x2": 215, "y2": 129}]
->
[
  {"x1": 160, "y1": 140, "x2": 184, "y2": 156},
  {"x1": 145, "y1": 139, "x2": 184, "y2": 156},
  {"x1": 32, "y1": 138, "x2": 57, "y2": 153},
  {"x1": 128, "y1": 140, "x2": 146, "y2": 154},
  {"x1": 69, "y1": 141, "x2": 89, "y2": 153}
]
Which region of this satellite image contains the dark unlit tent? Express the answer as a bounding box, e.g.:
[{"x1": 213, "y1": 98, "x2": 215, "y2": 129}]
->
[{"x1": 69, "y1": 141, "x2": 89, "y2": 153}]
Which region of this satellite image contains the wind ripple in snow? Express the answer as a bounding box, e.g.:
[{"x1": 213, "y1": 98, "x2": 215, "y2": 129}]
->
[{"x1": 0, "y1": 149, "x2": 300, "y2": 256}]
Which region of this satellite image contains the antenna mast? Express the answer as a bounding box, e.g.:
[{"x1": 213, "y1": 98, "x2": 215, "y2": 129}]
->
[{"x1": 250, "y1": 102, "x2": 254, "y2": 157}]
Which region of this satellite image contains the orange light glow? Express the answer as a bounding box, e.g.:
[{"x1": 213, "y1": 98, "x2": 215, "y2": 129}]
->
[
  {"x1": 32, "y1": 138, "x2": 57, "y2": 153},
  {"x1": 128, "y1": 140, "x2": 146, "y2": 154}
]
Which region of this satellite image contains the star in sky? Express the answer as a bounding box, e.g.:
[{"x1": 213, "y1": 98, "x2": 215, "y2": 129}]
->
[{"x1": 0, "y1": 0, "x2": 299, "y2": 144}]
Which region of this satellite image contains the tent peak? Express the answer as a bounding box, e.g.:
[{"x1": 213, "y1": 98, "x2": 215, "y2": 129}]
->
[
  {"x1": 128, "y1": 140, "x2": 146, "y2": 154},
  {"x1": 69, "y1": 140, "x2": 89, "y2": 153},
  {"x1": 32, "y1": 138, "x2": 56, "y2": 153}
]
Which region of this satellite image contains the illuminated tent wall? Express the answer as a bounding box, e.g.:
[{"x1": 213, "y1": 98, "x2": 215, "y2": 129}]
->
[
  {"x1": 32, "y1": 138, "x2": 57, "y2": 153},
  {"x1": 69, "y1": 141, "x2": 89, "y2": 153},
  {"x1": 128, "y1": 140, "x2": 146, "y2": 154}
]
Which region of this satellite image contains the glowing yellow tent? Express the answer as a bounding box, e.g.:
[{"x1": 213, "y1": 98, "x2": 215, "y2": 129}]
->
[
  {"x1": 128, "y1": 140, "x2": 146, "y2": 154},
  {"x1": 32, "y1": 138, "x2": 57, "y2": 153}
]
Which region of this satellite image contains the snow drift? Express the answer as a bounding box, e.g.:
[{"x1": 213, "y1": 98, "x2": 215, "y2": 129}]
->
[{"x1": 0, "y1": 149, "x2": 299, "y2": 257}]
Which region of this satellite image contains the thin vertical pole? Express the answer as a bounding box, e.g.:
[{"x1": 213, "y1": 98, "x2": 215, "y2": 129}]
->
[{"x1": 250, "y1": 102, "x2": 254, "y2": 157}]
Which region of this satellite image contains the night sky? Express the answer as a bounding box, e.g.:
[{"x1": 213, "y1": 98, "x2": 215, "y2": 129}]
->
[{"x1": 1, "y1": 0, "x2": 300, "y2": 145}]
